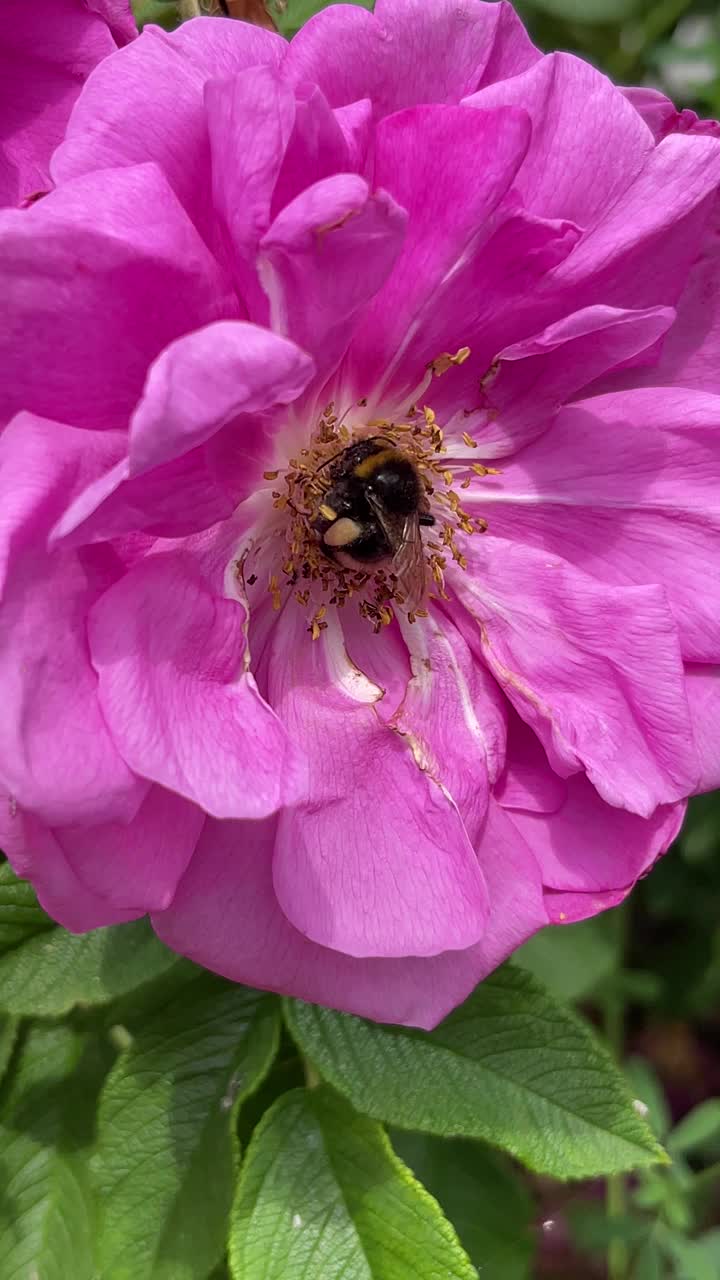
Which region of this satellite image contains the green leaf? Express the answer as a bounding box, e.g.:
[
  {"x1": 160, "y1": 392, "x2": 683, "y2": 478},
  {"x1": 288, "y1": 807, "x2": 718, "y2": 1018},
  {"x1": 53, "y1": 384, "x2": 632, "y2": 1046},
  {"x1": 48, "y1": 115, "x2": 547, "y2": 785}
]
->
[
  {"x1": 631, "y1": 1238, "x2": 665, "y2": 1280},
  {"x1": 669, "y1": 1100, "x2": 720, "y2": 1158},
  {"x1": 132, "y1": 0, "x2": 181, "y2": 30},
  {"x1": 271, "y1": 0, "x2": 373, "y2": 39},
  {"x1": 697, "y1": 1230, "x2": 720, "y2": 1264},
  {"x1": 0, "y1": 1014, "x2": 18, "y2": 1086},
  {"x1": 515, "y1": 916, "x2": 617, "y2": 1002},
  {"x1": 391, "y1": 1133, "x2": 534, "y2": 1278},
  {"x1": 663, "y1": 1229, "x2": 720, "y2": 1280},
  {"x1": 0, "y1": 861, "x2": 53, "y2": 954},
  {"x1": 0, "y1": 1023, "x2": 110, "y2": 1280},
  {"x1": 229, "y1": 1086, "x2": 476, "y2": 1280},
  {"x1": 521, "y1": 0, "x2": 640, "y2": 23},
  {"x1": 93, "y1": 976, "x2": 280, "y2": 1280},
  {"x1": 0, "y1": 918, "x2": 177, "y2": 1016},
  {"x1": 286, "y1": 965, "x2": 665, "y2": 1179},
  {"x1": 625, "y1": 1057, "x2": 671, "y2": 1139}
]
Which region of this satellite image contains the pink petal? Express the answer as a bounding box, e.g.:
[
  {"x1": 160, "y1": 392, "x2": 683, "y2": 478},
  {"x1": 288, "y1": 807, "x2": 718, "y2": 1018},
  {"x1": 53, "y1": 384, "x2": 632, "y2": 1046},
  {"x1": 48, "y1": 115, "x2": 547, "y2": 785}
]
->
[
  {"x1": 266, "y1": 610, "x2": 489, "y2": 959},
  {"x1": 340, "y1": 610, "x2": 411, "y2": 721},
  {"x1": 466, "y1": 53, "x2": 653, "y2": 228},
  {"x1": 461, "y1": 304, "x2": 674, "y2": 457},
  {"x1": 153, "y1": 808, "x2": 546, "y2": 1030},
  {"x1": 88, "y1": 552, "x2": 304, "y2": 820},
  {"x1": 51, "y1": 453, "x2": 237, "y2": 548},
  {"x1": 334, "y1": 98, "x2": 373, "y2": 171},
  {"x1": 494, "y1": 715, "x2": 566, "y2": 815},
  {"x1": 603, "y1": 207, "x2": 720, "y2": 397},
  {"x1": 52, "y1": 323, "x2": 314, "y2": 547},
  {"x1": 128, "y1": 321, "x2": 314, "y2": 474},
  {"x1": 55, "y1": 786, "x2": 205, "y2": 913},
  {"x1": 0, "y1": 414, "x2": 145, "y2": 826},
  {"x1": 343, "y1": 103, "x2": 531, "y2": 402},
  {"x1": 450, "y1": 538, "x2": 699, "y2": 816},
  {"x1": 622, "y1": 86, "x2": 720, "y2": 142},
  {"x1": 401, "y1": 206, "x2": 581, "y2": 422},
  {"x1": 553, "y1": 133, "x2": 720, "y2": 312},
  {"x1": 87, "y1": 2, "x2": 137, "y2": 46},
  {"x1": 475, "y1": 388, "x2": 720, "y2": 661},
  {"x1": 51, "y1": 19, "x2": 284, "y2": 244},
  {"x1": 684, "y1": 665, "x2": 720, "y2": 793},
  {"x1": 271, "y1": 83, "x2": 354, "y2": 216},
  {"x1": 260, "y1": 174, "x2": 406, "y2": 387},
  {"x1": 544, "y1": 887, "x2": 637, "y2": 925},
  {"x1": 0, "y1": 163, "x2": 236, "y2": 430},
  {"x1": 393, "y1": 614, "x2": 507, "y2": 844},
  {"x1": 0, "y1": 799, "x2": 140, "y2": 932},
  {"x1": 497, "y1": 717, "x2": 683, "y2": 892},
  {"x1": 284, "y1": 0, "x2": 538, "y2": 119},
  {"x1": 0, "y1": 0, "x2": 119, "y2": 208},
  {"x1": 205, "y1": 65, "x2": 295, "y2": 308}
]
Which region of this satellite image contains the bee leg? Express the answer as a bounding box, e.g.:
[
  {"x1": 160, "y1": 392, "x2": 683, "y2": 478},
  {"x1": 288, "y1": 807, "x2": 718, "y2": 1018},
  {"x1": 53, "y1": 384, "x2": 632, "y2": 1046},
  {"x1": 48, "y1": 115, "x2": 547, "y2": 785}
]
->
[{"x1": 419, "y1": 513, "x2": 436, "y2": 527}]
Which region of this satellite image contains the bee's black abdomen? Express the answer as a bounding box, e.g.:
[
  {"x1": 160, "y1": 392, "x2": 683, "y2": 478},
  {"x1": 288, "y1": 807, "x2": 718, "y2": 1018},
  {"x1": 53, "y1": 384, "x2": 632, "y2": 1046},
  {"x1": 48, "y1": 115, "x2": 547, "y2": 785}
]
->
[{"x1": 341, "y1": 521, "x2": 392, "y2": 563}]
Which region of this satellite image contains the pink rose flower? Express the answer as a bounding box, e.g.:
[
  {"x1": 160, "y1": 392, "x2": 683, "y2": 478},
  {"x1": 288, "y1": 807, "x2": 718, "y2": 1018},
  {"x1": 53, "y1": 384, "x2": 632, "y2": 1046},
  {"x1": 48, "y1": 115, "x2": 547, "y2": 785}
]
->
[
  {"x1": 0, "y1": 0, "x2": 136, "y2": 209},
  {"x1": 1, "y1": 0, "x2": 719, "y2": 1028}
]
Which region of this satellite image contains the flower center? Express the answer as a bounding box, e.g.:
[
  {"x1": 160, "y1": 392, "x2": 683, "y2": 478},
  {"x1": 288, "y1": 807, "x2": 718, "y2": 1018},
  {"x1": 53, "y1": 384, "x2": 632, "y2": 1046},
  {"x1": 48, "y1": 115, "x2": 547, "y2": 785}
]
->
[{"x1": 251, "y1": 398, "x2": 494, "y2": 637}]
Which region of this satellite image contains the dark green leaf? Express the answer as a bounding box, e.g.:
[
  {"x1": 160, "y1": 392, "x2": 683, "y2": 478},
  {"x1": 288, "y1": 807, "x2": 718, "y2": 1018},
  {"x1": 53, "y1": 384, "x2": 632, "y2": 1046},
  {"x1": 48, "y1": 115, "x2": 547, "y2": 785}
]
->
[
  {"x1": 286, "y1": 965, "x2": 665, "y2": 1178},
  {"x1": 0, "y1": 861, "x2": 53, "y2": 954},
  {"x1": 229, "y1": 1086, "x2": 477, "y2": 1280},
  {"x1": 515, "y1": 916, "x2": 617, "y2": 1002},
  {"x1": 93, "y1": 977, "x2": 280, "y2": 1280},
  {"x1": 0, "y1": 1014, "x2": 18, "y2": 1087},
  {"x1": 0, "y1": 1023, "x2": 110, "y2": 1280},
  {"x1": 0, "y1": 919, "x2": 177, "y2": 1016},
  {"x1": 391, "y1": 1133, "x2": 534, "y2": 1278}
]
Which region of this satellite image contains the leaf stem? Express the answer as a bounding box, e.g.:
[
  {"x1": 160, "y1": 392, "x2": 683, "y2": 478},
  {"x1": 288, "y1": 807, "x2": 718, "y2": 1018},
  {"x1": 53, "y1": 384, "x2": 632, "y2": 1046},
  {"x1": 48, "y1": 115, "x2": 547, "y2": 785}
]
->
[
  {"x1": 605, "y1": 902, "x2": 630, "y2": 1280},
  {"x1": 304, "y1": 1058, "x2": 320, "y2": 1089}
]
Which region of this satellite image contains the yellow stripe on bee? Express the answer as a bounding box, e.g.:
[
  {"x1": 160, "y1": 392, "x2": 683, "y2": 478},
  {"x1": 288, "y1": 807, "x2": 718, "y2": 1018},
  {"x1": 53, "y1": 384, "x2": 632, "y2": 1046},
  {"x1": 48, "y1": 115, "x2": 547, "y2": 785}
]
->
[{"x1": 352, "y1": 448, "x2": 404, "y2": 479}]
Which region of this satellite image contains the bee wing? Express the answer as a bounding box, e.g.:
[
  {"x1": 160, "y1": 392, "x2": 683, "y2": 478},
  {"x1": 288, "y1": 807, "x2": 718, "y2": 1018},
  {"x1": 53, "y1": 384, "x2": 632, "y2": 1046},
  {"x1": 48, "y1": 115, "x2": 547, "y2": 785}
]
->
[{"x1": 366, "y1": 493, "x2": 427, "y2": 614}]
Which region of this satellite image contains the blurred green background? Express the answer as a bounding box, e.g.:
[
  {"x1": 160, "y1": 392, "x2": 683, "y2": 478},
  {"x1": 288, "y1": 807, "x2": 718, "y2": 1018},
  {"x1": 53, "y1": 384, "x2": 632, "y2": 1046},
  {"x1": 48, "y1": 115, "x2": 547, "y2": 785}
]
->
[{"x1": 134, "y1": 2, "x2": 720, "y2": 1275}]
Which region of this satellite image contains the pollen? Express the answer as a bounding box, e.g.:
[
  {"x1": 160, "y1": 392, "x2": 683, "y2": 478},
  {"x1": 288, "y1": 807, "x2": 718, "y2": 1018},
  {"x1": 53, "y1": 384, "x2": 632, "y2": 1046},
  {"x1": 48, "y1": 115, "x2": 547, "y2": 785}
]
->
[{"x1": 264, "y1": 358, "x2": 495, "y2": 635}]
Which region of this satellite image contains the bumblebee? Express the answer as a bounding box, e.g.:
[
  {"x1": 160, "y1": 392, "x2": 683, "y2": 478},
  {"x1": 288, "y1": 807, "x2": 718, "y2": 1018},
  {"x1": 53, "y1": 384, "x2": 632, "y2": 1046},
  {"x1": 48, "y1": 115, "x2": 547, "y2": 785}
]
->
[{"x1": 312, "y1": 437, "x2": 435, "y2": 611}]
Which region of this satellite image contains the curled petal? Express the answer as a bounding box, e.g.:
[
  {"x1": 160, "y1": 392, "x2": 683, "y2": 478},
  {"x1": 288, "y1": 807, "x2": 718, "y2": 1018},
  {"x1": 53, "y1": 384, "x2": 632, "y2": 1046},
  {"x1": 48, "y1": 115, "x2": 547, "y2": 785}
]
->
[
  {"x1": 267, "y1": 610, "x2": 489, "y2": 959},
  {"x1": 0, "y1": 163, "x2": 237, "y2": 430},
  {"x1": 475, "y1": 388, "x2": 720, "y2": 661},
  {"x1": 0, "y1": 800, "x2": 140, "y2": 932},
  {"x1": 0, "y1": 414, "x2": 145, "y2": 826},
  {"x1": 88, "y1": 552, "x2": 305, "y2": 820},
  {"x1": 260, "y1": 174, "x2": 407, "y2": 388},
  {"x1": 153, "y1": 809, "x2": 546, "y2": 1031},
  {"x1": 497, "y1": 713, "x2": 683, "y2": 892},
  {"x1": 451, "y1": 538, "x2": 699, "y2": 816},
  {"x1": 393, "y1": 613, "x2": 507, "y2": 844}
]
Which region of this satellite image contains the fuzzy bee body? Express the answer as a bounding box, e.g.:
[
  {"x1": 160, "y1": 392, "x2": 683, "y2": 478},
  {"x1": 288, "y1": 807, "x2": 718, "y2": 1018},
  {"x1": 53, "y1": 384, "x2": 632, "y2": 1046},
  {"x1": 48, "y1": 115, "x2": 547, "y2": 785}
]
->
[{"x1": 312, "y1": 437, "x2": 434, "y2": 611}]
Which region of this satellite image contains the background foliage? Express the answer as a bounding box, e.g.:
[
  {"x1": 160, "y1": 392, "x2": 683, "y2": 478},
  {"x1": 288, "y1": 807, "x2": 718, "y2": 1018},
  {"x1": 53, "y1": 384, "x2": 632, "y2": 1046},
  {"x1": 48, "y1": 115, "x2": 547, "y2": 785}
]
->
[{"x1": 1, "y1": 2, "x2": 718, "y2": 1277}]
